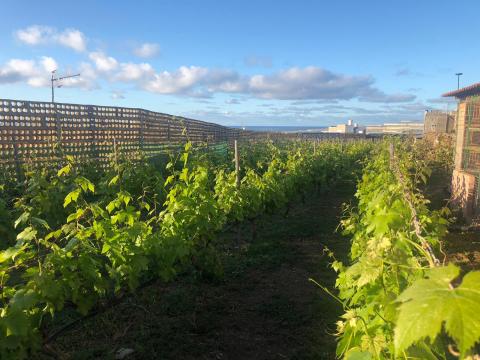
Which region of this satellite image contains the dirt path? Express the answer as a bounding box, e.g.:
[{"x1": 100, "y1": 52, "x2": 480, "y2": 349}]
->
[{"x1": 44, "y1": 184, "x2": 355, "y2": 360}]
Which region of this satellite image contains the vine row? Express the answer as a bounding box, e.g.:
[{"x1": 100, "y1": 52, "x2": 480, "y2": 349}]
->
[
  {"x1": 0, "y1": 139, "x2": 371, "y2": 359},
  {"x1": 329, "y1": 140, "x2": 480, "y2": 359}
]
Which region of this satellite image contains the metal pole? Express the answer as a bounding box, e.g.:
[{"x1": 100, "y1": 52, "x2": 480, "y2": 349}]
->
[
  {"x1": 456, "y1": 72, "x2": 463, "y2": 90},
  {"x1": 50, "y1": 71, "x2": 80, "y2": 103}
]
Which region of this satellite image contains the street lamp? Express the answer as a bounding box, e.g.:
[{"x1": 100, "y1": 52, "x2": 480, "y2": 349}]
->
[
  {"x1": 455, "y1": 72, "x2": 463, "y2": 90},
  {"x1": 51, "y1": 70, "x2": 80, "y2": 103}
]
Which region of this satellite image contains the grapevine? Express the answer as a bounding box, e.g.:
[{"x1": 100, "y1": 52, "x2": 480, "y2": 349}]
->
[
  {"x1": 0, "y1": 139, "x2": 372, "y2": 358},
  {"x1": 329, "y1": 140, "x2": 480, "y2": 359}
]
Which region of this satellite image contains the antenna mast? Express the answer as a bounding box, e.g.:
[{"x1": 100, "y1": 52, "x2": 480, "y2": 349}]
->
[{"x1": 51, "y1": 70, "x2": 80, "y2": 103}]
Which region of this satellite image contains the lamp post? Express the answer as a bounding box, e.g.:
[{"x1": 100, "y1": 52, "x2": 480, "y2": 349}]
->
[
  {"x1": 455, "y1": 72, "x2": 463, "y2": 90},
  {"x1": 51, "y1": 70, "x2": 80, "y2": 103}
]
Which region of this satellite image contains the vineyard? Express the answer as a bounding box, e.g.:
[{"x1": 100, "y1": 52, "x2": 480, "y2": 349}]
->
[{"x1": 0, "y1": 137, "x2": 479, "y2": 359}]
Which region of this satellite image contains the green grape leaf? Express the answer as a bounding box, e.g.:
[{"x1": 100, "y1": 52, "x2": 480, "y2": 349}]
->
[
  {"x1": 9, "y1": 289, "x2": 39, "y2": 310},
  {"x1": 16, "y1": 227, "x2": 37, "y2": 243},
  {"x1": 395, "y1": 264, "x2": 480, "y2": 357},
  {"x1": 14, "y1": 212, "x2": 30, "y2": 229},
  {"x1": 108, "y1": 174, "x2": 120, "y2": 186},
  {"x1": 3, "y1": 310, "x2": 29, "y2": 336},
  {"x1": 0, "y1": 246, "x2": 24, "y2": 263},
  {"x1": 64, "y1": 188, "x2": 81, "y2": 207},
  {"x1": 31, "y1": 217, "x2": 50, "y2": 229},
  {"x1": 101, "y1": 243, "x2": 111, "y2": 254},
  {"x1": 64, "y1": 237, "x2": 79, "y2": 252},
  {"x1": 345, "y1": 348, "x2": 373, "y2": 360},
  {"x1": 57, "y1": 163, "x2": 71, "y2": 176}
]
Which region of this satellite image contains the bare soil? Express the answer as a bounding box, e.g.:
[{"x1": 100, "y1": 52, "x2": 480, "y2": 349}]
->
[{"x1": 41, "y1": 184, "x2": 355, "y2": 360}]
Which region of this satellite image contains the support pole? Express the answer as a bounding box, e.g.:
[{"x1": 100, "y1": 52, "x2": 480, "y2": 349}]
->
[
  {"x1": 113, "y1": 137, "x2": 118, "y2": 167},
  {"x1": 389, "y1": 143, "x2": 394, "y2": 170},
  {"x1": 234, "y1": 139, "x2": 240, "y2": 188},
  {"x1": 8, "y1": 102, "x2": 22, "y2": 179}
]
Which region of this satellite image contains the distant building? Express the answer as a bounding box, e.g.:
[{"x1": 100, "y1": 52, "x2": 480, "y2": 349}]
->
[
  {"x1": 365, "y1": 125, "x2": 384, "y2": 134},
  {"x1": 383, "y1": 122, "x2": 424, "y2": 136},
  {"x1": 424, "y1": 110, "x2": 455, "y2": 134},
  {"x1": 443, "y1": 82, "x2": 480, "y2": 220},
  {"x1": 365, "y1": 122, "x2": 423, "y2": 136},
  {"x1": 326, "y1": 119, "x2": 365, "y2": 134}
]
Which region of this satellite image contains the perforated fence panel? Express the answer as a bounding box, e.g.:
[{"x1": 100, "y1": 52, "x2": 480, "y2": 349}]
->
[
  {"x1": 461, "y1": 102, "x2": 480, "y2": 173},
  {"x1": 0, "y1": 98, "x2": 368, "y2": 177},
  {"x1": 0, "y1": 99, "x2": 251, "y2": 170}
]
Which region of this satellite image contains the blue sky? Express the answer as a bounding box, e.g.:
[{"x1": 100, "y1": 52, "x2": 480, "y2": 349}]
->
[{"x1": 0, "y1": 0, "x2": 476, "y2": 126}]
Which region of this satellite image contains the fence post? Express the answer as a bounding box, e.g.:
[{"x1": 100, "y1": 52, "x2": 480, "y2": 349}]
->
[
  {"x1": 234, "y1": 139, "x2": 240, "y2": 188},
  {"x1": 113, "y1": 137, "x2": 118, "y2": 167},
  {"x1": 389, "y1": 143, "x2": 394, "y2": 169},
  {"x1": 167, "y1": 116, "x2": 171, "y2": 142},
  {"x1": 54, "y1": 103, "x2": 62, "y2": 147},
  {"x1": 9, "y1": 101, "x2": 22, "y2": 179},
  {"x1": 12, "y1": 136, "x2": 22, "y2": 179},
  {"x1": 88, "y1": 105, "x2": 97, "y2": 159},
  {"x1": 139, "y1": 110, "x2": 145, "y2": 151}
]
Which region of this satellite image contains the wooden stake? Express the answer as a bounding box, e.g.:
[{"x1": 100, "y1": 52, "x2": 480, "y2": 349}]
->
[
  {"x1": 389, "y1": 143, "x2": 394, "y2": 170},
  {"x1": 113, "y1": 137, "x2": 118, "y2": 166},
  {"x1": 234, "y1": 139, "x2": 240, "y2": 188}
]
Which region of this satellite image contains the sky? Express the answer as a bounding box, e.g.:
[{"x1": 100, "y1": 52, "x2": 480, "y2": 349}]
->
[{"x1": 0, "y1": 0, "x2": 477, "y2": 126}]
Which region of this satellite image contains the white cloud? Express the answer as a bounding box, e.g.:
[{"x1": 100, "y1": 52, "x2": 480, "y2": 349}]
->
[
  {"x1": 115, "y1": 62, "x2": 155, "y2": 81},
  {"x1": 41, "y1": 56, "x2": 58, "y2": 72},
  {"x1": 100, "y1": 62, "x2": 416, "y2": 104},
  {"x1": 27, "y1": 76, "x2": 51, "y2": 87},
  {"x1": 3, "y1": 35, "x2": 418, "y2": 107},
  {"x1": 143, "y1": 66, "x2": 209, "y2": 94},
  {"x1": 0, "y1": 59, "x2": 39, "y2": 84},
  {"x1": 89, "y1": 52, "x2": 118, "y2": 72},
  {"x1": 59, "y1": 62, "x2": 98, "y2": 90},
  {"x1": 56, "y1": 29, "x2": 87, "y2": 52},
  {"x1": 134, "y1": 43, "x2": 160, "y2": 58},
  {"x1": 14, "y1": 25, "x2": 87, "y2": 52},
  {"x1": 15, "y1": 25, "x2": 53, "y2": 45},
  {"x1": 0, "y1": 57, "x2": 60, "y2": 88},
  {"x1": 0, "y1": 57, "x2": 97, "y2": 90},
  {"x1": 245, "y1": 67, "x2": 365, "y2": 100},
  {"x1": 226, "y1": 66, "x2": 415, "y2": 102}
]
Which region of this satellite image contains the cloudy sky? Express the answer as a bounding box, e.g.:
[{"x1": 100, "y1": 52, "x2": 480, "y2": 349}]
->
[{"x1": 0, "y1": 0, "x2": 474, "y2": 126}]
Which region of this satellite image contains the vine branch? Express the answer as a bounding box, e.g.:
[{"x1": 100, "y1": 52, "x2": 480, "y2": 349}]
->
[{"x1": 389, "y1": 143, "x2": 440, "y2": 267}]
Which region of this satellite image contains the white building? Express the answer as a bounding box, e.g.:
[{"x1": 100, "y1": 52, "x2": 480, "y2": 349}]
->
[{"x1": 326, "y1": 119, "x2": 365, "y2": 134}]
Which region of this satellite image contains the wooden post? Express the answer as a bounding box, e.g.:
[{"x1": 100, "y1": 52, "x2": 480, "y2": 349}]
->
[
  {"x1": 113, "y1": 137, "x2": 118, "y2": 167},
  {"x1": 167, "y1": 116, "x2": 171, "y2": 142},
  {"x1": 6, "y1": 102, "x2": 20, "y2": 179},
  {"x1": 88, "y1": 105, "x2": 97, "y2": 159},
  {"x1": 389, "y1": 143, "x2": 394, "y2": 169},
  {"x1": 234, "y1": 139, "x2": 240, "y2": 188},
  {"x1": 54, "y1": 103, "x2": 62, "y2": 146},
  {"x1": 139, "y1": 110, "x2": 145, "y2": 151}
]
